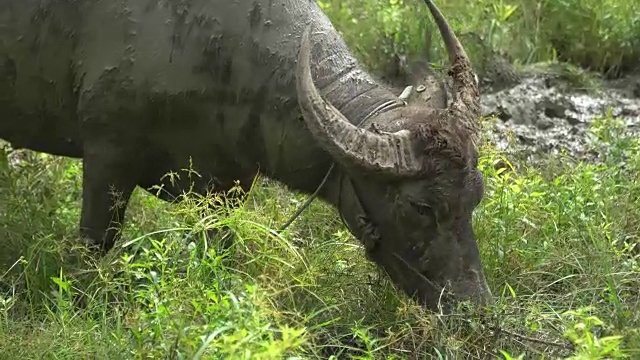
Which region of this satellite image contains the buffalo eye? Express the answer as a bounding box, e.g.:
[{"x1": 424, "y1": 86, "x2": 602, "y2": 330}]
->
[{"x1": 409, "y1": 200, "x2": 434, "y2": 217}]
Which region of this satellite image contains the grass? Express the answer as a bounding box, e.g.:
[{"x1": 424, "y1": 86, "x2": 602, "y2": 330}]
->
[
  {"x1": 318, "y1": 0, "x2": 640, "y2": 77},
  {"x1": 1, "y1": 0, "x2": 639, "y2": 358},
  {"x1": 1, "y1": 111, "x2": 638, "y2": 359}
]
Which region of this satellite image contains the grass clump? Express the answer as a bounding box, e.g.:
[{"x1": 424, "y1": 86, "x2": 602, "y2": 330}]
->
[
  {"x1": 319, "y1": 0, "x2": 640, "y2": 77},
  {"x1": 1, "y1": 110, "x2": 639, "y2": 358}
]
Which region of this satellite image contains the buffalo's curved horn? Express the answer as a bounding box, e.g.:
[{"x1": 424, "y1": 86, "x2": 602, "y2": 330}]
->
[
  {"x1": 296, "y1": 28, "x2": 423, "y2": 176},
  {"x1": 422, "y1": 0, "x2": 480, "y2": 117}
]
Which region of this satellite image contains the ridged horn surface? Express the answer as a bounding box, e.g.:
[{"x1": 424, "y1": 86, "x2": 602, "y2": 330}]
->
[{"x1": 295, "y1": 28, "x2": 423, "y2": 176}]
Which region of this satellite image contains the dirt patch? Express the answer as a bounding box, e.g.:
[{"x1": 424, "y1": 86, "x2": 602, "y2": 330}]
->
[{"x1": 480, "y1": 70, "x2": 640, "y2": 163}]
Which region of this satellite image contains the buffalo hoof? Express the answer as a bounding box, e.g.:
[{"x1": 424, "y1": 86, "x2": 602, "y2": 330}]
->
[{"x1": 77, "y1": 234, "x2": 109, "y2": 256}]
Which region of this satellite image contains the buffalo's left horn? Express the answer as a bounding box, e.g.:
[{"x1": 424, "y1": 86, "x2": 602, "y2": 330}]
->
[{"x1": 296, "y1": 28, "x2": 424, "y2": 177}]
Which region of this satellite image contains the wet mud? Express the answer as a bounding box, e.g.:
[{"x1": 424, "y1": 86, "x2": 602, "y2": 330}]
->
[{"x1": 479, "y1": 70, "x2": 640, "y2": 164}]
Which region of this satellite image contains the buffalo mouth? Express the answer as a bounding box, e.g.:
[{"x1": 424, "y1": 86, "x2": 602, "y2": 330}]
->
[
  {"x1": 353, "y1": 217, "x2": 491, "y2": 312},
  {"x1": 385, "y1": 250, "x2": 490, "y2": 311}
]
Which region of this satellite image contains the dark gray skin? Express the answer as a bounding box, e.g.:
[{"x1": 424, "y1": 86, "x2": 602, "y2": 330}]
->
[{"x1": 0, "y1": 0, "x2": 491, "y2": 311}]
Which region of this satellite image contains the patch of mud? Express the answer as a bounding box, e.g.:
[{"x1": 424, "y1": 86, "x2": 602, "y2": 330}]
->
[
  {"x1": 381, "y1": 41, "x2": 639, "y2": 165},
  {"x1": 479, "y1": 73, "x2": 640, "y2": 163}
]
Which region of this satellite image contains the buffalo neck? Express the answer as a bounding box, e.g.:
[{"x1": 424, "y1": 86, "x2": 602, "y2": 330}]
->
[
  {"x1": 272, "y1": 68, "x2": 402, "y2": 194},
  {"x1": 197, "y1": 1, "x2": 402, "y2": 201}
]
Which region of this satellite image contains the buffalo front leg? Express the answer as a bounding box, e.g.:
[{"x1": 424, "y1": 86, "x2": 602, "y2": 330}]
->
[{"x1": 79, "y1": 140, "x2": 139, "y2": 253}]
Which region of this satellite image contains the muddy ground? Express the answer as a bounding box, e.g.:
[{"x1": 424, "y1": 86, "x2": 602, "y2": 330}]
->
[
  {"x1": 382, "y1": 51, "x2": 639, "y2": 167},
  {"x1": 478, "y1": 66, "x2": 640, "y2": 165}
]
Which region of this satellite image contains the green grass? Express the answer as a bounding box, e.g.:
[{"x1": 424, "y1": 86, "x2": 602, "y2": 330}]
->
[
  {"x1": 318, "y1": 0, "x2": 640, "y2": 77},
  {"x1": 1, "y1": 111, "x2": 638, "y2": 359}
]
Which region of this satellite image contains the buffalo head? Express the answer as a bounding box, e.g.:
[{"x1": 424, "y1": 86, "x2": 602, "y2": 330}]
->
[{"x1": 296, "y1": 0, "x2": 491, "y2": 311}]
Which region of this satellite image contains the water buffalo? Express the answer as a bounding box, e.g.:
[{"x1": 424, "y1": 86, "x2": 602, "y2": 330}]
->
[{"x1": 0, "y1": 0, "x2": 491, "y2": 311}]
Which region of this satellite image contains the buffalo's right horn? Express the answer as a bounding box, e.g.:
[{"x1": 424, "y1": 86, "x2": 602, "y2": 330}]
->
[{"x1": 422, "y1": 0, "x2": 480, "y2": 119}]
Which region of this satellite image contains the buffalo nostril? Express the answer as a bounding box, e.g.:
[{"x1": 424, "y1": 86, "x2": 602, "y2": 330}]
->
[{"x1": 467, "y1": 268, "x2": 492, "y2": 303}]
